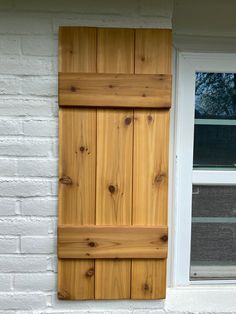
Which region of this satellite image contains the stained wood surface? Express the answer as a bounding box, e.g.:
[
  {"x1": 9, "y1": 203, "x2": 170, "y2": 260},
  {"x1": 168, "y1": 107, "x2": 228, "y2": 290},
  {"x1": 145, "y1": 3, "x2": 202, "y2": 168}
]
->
[
  {"x1": 58, "y1": 226, "x2": 168, "y2": 259},
  {"x1": 131, "y1": 259, "x2": 167, "y2": 299},
  {"x1": 58, "y1": 26, "x2": 171, "y2": 300},
  {"x1": 58, "y1": 27, "x2": 97, "y2": 300},
  {"x1": 135, "y1": 29, "x2": 172, "y2": 75},
  {"x1": 131, "y1": 28, "x2": 171, "y2": 300},
  {"x1": 95, "y1": 27, "x2": 134, "y2": 300},
  {"x1": 59, "y1": 72, "x2": 171, "y2": 108}
]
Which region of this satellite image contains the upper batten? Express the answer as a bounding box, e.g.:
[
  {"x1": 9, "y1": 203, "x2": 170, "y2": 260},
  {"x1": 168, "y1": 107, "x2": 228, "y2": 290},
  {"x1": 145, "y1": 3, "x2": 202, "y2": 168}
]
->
[{"x1": 59, "y1": 72, "x2": 172, "y2": 108}]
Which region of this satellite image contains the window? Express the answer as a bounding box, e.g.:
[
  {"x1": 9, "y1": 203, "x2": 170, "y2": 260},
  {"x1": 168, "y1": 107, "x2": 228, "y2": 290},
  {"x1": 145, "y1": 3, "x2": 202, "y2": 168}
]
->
[
  {"x1": 190, "y1": 72, "x2": 236, "y2": 280},
  {"x1": 173, "y1": 53, "x2": 236, "y2": 286}
]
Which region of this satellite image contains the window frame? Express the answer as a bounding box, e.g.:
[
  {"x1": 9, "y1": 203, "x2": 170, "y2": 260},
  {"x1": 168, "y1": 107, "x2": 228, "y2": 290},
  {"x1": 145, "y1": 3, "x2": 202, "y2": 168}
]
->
[{"x1": 172, "y1": 52, "x2": 236, "y2": 286}]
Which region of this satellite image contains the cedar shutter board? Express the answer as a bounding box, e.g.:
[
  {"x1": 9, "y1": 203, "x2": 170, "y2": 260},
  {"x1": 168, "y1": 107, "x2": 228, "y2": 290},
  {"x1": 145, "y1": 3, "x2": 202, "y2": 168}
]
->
[
  {"x1": 58, "y1": 27, "x2": 172, "y2": 300},
  {"x1": 59, "y1": 73, "x2": 172, "y2": 108}
]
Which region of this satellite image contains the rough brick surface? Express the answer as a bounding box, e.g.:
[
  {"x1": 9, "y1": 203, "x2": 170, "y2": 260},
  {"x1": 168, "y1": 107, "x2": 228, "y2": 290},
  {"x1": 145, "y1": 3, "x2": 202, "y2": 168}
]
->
[{"x1": 0, "y1": 1, "x2": 175, "y2": 313}]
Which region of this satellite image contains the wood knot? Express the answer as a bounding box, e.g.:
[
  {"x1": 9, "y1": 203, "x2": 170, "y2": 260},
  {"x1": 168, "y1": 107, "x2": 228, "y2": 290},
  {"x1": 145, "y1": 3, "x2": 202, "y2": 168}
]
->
[
  {"x1": 142, "y1": 93, "x2": 146, "y2": 97},
  {"x1": 59, "y1": 176, "x2": 72, "y2": 185},
  {"x1": 80, "y1": 146, "x2": 85, "y2": 152},
  {"x1": 58, "y1": 290, "x2": 70, "y2": 300},
  {"x1": 147, "y1": 115, "x2": 153, "y2": 123},
  {"x1": 108, "y1": 185, "x2": 116, "y2": 194},
  {"x1": 70, "y1": 86, "x2": 77, "y2": 92},
  {"x1": 154, "y1": 174, "x2": 165, "y2": 184},
  {"x1": 88, "y1": 241, "x2": 96, "y2": 247},
  {"x1": 124, "y1": 117, "x2": 132, "y2": 125},
  {"x1": 143, "y1": 283, "x2": 149, "y2": 291},
  {"x1": 161, "y1": 234, "x2": 168, "y2": 242},
  {"x1": 141, "y1": 56, "x2": 145, "y2": 62},
  {"x1": 86, "y1": 268, "x2": 95, "y2": 277},
  {"x1": 109, "y1": 84, "x2": 114, "y2": 88}
]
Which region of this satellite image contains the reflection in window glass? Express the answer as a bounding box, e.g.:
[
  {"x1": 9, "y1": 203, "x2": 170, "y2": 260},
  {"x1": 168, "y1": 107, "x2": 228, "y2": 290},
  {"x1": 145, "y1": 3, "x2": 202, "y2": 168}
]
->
[
  {"x1": 190, "y1": 185, "x2": 236, "y2": 280},
  {"x1": 193, "y1": 72, "x2": 236, "y2": 168}
]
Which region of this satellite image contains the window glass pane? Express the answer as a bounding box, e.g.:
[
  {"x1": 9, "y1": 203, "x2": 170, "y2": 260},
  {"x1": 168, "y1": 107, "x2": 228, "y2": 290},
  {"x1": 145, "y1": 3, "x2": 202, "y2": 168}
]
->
[
  {"x1": 190, "y1": 185, "x2": 236, "y2": 280},
  {"x1": 194, "y1": 72, "x2": 236, "y2": 168}
]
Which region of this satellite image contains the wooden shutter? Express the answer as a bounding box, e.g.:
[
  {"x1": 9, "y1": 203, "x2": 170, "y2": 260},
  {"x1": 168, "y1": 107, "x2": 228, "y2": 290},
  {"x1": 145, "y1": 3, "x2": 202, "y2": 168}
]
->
[{"x1": 58, "y1": 27, "x2": 172, "y2": 300}]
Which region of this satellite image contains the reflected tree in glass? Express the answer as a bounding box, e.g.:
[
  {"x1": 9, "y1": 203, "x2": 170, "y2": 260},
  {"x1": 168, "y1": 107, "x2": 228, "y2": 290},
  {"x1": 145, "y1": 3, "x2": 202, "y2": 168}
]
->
[{"x1": 195, "y1": 72, "x2": 236, "y2": 119}]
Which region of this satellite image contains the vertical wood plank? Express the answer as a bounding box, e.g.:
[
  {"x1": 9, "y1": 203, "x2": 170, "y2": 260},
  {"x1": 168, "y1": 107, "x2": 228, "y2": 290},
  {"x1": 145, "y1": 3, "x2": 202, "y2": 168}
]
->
[
  {"x1": 131, "y1": 29, "x2": 171, "y2": 299},
  {"x1": 59, "y1": 27, "x2": 97, "y2": 72},
  {"x1": 135, "y1": 29, "x2": 172, "y2": 75},
  {"x1": 95, "y1": 28, "x2": 134, "y2": 299},
  {"x1": 58, "y1": 27, "x2": 97, "y2": 300}
]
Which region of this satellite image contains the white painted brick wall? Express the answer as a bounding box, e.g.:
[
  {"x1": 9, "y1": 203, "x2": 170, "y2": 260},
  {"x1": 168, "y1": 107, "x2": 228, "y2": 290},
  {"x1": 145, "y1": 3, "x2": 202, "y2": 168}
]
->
[{"x1": 0, "y1": 1, "x2": 174, "y2": 313}]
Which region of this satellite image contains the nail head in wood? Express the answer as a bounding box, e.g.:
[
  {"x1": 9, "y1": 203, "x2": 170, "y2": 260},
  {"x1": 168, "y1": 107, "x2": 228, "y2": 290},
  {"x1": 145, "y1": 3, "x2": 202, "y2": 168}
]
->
[
  {"x1": 124, "y1": 117, "x2": 132, "y2": 125},
  {"x1": 161, "y1": 234, "x2": 168, "y2": 242},
  {"x1": 70, "y1": 85, "x2": 77, "y2": 92},
  {"x1": 86, "y1": 268, "x2": 95, "y2": 277},
  {"x1": 88, "y1": 241, "x2": 96, "y2": 247}
]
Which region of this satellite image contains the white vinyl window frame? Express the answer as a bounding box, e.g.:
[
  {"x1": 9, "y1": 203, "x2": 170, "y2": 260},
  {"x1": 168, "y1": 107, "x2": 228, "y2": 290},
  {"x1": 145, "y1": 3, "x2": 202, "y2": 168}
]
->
[{"x1": 172, "y1": 52, "x2": 236, "y2": 287}]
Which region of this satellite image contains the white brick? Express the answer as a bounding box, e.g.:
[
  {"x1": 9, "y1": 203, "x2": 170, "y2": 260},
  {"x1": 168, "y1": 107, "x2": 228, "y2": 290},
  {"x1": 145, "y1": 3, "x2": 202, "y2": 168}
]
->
[
  {"x1": 0, "y1": 56, "x2": 55, "y2": 75},
  {"x1": 0, "y1": 237, "x2": 18, "y2": 253},
  {"x1": 21, "y1": 198, "x2": 57, "y2": 216},
  {"x1": 21, "y1": 236, "x2": 56, "y2": 254},
  {"x1": 0, "y1": 179, "x2": 51, "y2": 197},
  {"x1": 0, "y1": 274, "x2": 12, "y2": 291},
  {"x1": 0, "y1": 198, "x2": 17, "y2": 216},
  {"x1": 0, "y1": 217, "x2": 50, "y2": 236},
  {"x1": 23, "y1": 119, "x2": 58, "y2": 137},
  {"x1": 22, "y1": 76, "x2": 57, "y2": 97},
  {"x1": 0, "y1": 159, "x2": 17, "y2": 176},
  {"x1": 14, "y1": 273, "x2": 56, "y2": 291},
  {"x1": 0, "y1": 292, "x2": 46, "y2": 310},
  {"x1": 22, "y1": 35, "x2": 57, "y2": 56},
  {"x1": 0, "y1": 256, "x2": 48, "y2": 272},
  {"x1": 0, "y1": 14, "x2": 52, "y2": 35},
  {"x1": 18, "y1": 159, "x2": 57, "y2": 177},
  {"x1": 0, "y1": 120, "x2": 22, "y2": 135},
  {"x1": 0, "y1": 35, "x2": 20, "y2": 55},
  {"x1": 0, "y1": 97, "x2": 56, "y2": 117},
  {"x1": 48, "y1": 255, "x2": 57, "y2": 272},
  {"x1": 0, "y1": 77, "x2": 21, "y2": 95},
  {"x1": 52, "y1": 139, "x2": 58, "y2": 158},
  {"x1": 51, "y1": 179, "x2": 58, "y2": 196},
  {"x1": 0, "y1": 138, "x2": 52, "y2": 157}
]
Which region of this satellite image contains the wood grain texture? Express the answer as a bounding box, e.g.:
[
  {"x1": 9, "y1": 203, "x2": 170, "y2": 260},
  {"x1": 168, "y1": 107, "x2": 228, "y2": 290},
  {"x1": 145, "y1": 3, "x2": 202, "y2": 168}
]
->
[
  {"x1": 59, "y1": 72, "x2": 171, "y2": 108},
  {"x1": 58, "y1": 27, "x2": 97, "y2": 300},
  {"x1": 97, "y1": 28, "x2": 134, "y2": 73},
  {"x1": 95, "y1": 28, "x2": 135, "y2": 300},
  {"x1": 131, "y1": 28, "x2": 171, "y2": 300},
  {"x1": 131, "y1": 110, "x2": 169, "y2": 300},
  {"x1": 58, "y1": 226, "x2": 168, "y2": 259},
  {"x1": 59, "y1": 27, "x2": 97, "y2": 73},
  {"x1": 133, "y1": 110, "x2": 169, "y2": 225},
  {"x1": 131, "y1": 259, "x2": 167, "y2": 299},
  {"x1": 135, "y1": 29, "x2": 172, "y2": 75}
]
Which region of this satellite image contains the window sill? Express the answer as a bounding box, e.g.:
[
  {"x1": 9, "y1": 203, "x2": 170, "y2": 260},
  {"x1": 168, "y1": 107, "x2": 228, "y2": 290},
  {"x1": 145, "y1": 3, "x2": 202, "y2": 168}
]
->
[{"x1": 165, "y1": 285, "x2": 236, "y2": 313}]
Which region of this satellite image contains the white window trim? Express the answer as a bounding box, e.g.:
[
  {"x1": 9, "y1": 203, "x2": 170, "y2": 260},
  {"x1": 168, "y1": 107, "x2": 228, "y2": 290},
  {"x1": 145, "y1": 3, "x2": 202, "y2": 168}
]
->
[{"x1": 170, "y1": 52, "x2": 236, "y2": 290}]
